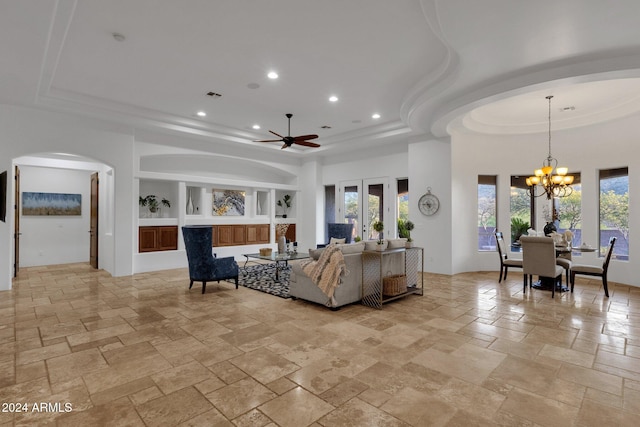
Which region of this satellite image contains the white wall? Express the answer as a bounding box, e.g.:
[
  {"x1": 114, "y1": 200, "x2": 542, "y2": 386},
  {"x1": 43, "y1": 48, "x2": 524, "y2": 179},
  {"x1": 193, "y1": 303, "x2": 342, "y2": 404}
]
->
[
  {"x1": 0, "y1": 106, "x2": 135, "y2": 290},
  {"x1": 19, "y1": 166, "x2": 93, "y2": 266},
  {"x1": 451, "y1": 113, "x2": 640, "y2": 287},
  {"x1": 409, "y1": 138, "x2": 452, "y2": 275}
]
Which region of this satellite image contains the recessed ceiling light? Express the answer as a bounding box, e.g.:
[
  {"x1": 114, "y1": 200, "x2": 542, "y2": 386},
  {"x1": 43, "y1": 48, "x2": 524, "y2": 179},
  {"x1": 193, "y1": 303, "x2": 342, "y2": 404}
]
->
[
  {"x1": 372, "y1": 113, "x2": 381, "y2": 119},
  {"x1": 196, "y1": 111, "x2": 206, "y2": 117},
  {"x1": 112, "y1": 32, "x2": 126, "y2": 42},
  {"x1": 320, "y1": 125, "x2": 332, "y2": 129},
  {"x1": 329, "y1": 95, "x2": 339, "y2": 102},
  {"x1": 252, "y1": 124, "x2": 261, "y2": 130},
  {"x1": 267, "y1": 71, "x2": 278, "y2": 79}
]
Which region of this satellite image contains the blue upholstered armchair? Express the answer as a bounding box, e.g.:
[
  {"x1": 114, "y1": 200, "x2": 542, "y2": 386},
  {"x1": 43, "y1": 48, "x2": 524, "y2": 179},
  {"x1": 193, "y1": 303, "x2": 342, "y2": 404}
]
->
[
  {"x1": 182, "y1": 225, "x2": 239, "y2": 294},
  {"x1": 317, "y1": 223, "x2": 354, "y2": 248}
]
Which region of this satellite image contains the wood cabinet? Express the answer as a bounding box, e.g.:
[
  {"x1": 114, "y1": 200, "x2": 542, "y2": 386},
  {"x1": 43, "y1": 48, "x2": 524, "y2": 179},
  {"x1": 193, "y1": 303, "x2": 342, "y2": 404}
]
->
[
  {"x1": 139, "y1": 226, "x2": 178, "y2": 252},
  {"x1": 213, "y1": 224, "x2": 270, "y2": 247},
  {"x1": 246, "y1": 224, "x2": 270, "y2": 244}
]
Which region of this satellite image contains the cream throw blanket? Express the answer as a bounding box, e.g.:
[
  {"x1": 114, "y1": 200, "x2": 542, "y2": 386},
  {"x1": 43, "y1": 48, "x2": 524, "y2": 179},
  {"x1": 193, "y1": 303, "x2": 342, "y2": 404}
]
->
[{"x1": 300, "y1": 244, "x2": 346, "y2": 306}]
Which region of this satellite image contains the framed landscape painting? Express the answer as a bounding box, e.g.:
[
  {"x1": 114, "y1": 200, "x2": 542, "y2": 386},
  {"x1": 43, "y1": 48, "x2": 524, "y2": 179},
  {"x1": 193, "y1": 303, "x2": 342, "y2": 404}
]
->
[
  {"x1": 22, "y1": 192, "x2": 82, "y2": 216},
  {"x1": 212, "y1": 189, "x2": 245, "y2": 216}
]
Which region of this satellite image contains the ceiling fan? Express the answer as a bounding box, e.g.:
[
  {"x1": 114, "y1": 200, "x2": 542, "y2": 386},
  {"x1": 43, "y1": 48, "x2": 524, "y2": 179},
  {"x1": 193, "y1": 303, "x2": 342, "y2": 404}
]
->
[{"x1": 255, "y1": 113, "x2": 320, "y2": 149}]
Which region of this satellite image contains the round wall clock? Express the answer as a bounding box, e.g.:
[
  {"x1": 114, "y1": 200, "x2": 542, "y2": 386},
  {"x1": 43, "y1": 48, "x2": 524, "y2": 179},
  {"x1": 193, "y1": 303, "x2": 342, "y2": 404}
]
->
[{"x1": 418, "y1": 187, "x2": 440, "y2": 216}]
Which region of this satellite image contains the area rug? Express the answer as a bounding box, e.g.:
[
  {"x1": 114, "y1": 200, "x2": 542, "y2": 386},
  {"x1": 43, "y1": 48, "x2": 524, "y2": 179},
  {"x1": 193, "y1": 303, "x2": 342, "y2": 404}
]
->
[{"x1": 231, "y1": 264, "x2": 291, "y2": 299}]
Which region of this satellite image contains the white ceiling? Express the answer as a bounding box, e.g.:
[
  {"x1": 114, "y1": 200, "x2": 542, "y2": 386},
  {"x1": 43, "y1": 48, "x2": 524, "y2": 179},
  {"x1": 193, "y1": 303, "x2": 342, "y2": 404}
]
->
[{"x1": 3, "y1": 0, "x2": 640, "y2": 157}]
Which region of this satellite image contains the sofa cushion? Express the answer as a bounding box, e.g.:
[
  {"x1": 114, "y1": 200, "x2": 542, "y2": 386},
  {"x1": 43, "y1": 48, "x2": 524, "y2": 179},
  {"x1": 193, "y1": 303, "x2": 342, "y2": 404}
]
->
[
  {"x1": 336, "y1": 241, "x2": 365, "y2": 254},
  {"x1": 387, "y1": 238, "x2": 407, "y2": 249},
  {"x1": 365, "y1": 240, "x2": 388, "y2": 251}
]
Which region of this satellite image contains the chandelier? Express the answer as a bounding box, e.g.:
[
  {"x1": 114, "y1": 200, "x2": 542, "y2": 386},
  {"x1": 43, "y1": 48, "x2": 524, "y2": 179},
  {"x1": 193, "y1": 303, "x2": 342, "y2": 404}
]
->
[{"x1": 526, "y1": 95, "x2": 574, "y2": 199}]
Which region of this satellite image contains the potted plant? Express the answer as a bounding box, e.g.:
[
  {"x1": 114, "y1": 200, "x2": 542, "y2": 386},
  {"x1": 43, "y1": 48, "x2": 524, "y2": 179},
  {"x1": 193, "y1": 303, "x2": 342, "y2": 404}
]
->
[
  {"x1": 354, "y1": 235, "x2": 362, "y2": 242},
  {"x1": 277, "y1": 194, "x2": 292, "y2": 218},
  {"x1": 372, "y1": 220, "x2": 385, "y2": 250},
  {"x1": 139, "y1": 195, "x2": 170, "y2": 217},
  {"x1": 404, "y1": 220, "x2": 415, "y2": 248}
]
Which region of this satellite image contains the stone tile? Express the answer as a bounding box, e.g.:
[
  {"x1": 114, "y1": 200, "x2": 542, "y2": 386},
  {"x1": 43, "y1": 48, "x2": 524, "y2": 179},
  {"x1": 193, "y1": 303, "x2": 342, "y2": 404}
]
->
[
  {"x1": 501, "y1": 387, "x2": 580, "y2": 427},
  {"x1": 411, "y1": 343, "x2": 506, "y2": 385},
  {"x1": 205, "y1": 377, "x2": 276, "y2": 419},
  {"x1": 320, "y1": 397, "x2": 407, "y2": 426},
  {"x1": 229, "y1": 348, "x2": 299, "y2": 384},
  {"x1": 381, "y1": 386, "x2": 457, "y2": 426},
  {"x1": 558, "y1": 364, "x2": 623, "y2": 395},
  {"x1": 259, "y1": 386, "x2": 334, "y2": 427},
  {"x1": 151, "y1": 360, "x2": 215, "y2": 394},
  {"x1": 137, "y1": 386, "x2": 213, "y2": 426},
  {"x1": 46, "y1": 348, "x2": 108, "y2": 384}
]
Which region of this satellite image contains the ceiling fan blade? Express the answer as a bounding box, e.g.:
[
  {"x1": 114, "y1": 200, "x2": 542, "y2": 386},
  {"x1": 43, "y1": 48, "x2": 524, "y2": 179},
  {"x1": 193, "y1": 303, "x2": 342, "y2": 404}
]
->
[
  {"x1": 269, "y1": 130, "x2": 284, "y2": 138},
  {"x1": 293, "y1": 134, "x2": 319, "y2": 141},
  {"x1": 254, "y1": 139, "x2": 283, "y2": 142},
  {"x1": 281, "y1": 143, "x2": 289, "y2": 150},
  {"x1": 294, "y1": 140, "x2": 321, "y2": 148}
]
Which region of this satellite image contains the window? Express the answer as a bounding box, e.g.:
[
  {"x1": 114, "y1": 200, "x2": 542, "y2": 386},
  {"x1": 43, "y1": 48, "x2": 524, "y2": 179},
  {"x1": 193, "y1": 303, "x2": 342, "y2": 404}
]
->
[
  {"x1": 554, "y1": 173, "x2": 582, "y2": 250},
  {"x1": 478, "y1": 175, "x2": 497, "y2": 251},
  {"x1": 510, "y1": 176, "x2": 533, "y2": 245},
  {"x1": 397, "y1": 178, "x2": 409, "y2": 222},
  {"x1": 324, "y1": 185, "x2": 336, "y2": 242},
  {"x1": 599, "y1": 167, "x2": 628, "y2": 260}
]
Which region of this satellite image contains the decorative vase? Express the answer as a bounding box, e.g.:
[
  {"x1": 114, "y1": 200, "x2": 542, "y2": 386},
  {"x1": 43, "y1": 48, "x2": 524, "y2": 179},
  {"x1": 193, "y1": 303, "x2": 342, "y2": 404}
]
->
[
  {"x1": 277, "y1": 236, "x2": 286, "y2": 254},
  {"x1": 186, "y1": 190, "x2": 194, "y2": 215},
  {"x1": 406, "y1": 241, "x2": 413, "y2": 248}
]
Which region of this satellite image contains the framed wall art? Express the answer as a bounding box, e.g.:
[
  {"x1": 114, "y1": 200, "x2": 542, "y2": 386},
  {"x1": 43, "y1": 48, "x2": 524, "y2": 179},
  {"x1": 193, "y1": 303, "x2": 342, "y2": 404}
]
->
[
  {"x1": 212, "y1": 189, "x2": 245, "y2": 216},
  {"x1": 22, "y1": 192, "x2": 82, "y2": 216}
]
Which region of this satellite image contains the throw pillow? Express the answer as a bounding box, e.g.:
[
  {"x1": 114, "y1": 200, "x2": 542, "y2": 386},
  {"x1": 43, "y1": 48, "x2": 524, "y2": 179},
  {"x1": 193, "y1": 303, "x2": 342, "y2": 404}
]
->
[
  {"x1": 329, "y1": 237, "x2": 346, "y2": 245},
  {"x1": 308, "y1": 247, "x2": 325, "y2": 260}
]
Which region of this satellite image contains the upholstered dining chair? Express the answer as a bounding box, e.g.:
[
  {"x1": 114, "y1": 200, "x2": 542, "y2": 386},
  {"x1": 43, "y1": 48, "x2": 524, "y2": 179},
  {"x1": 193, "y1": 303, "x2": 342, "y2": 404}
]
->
[
  {"x1": 182, "y1": 225, "x2": 239, "y2": 294},
  {"x1": 556, "y1": 230, "x2": 573, "y2": 284},
  {"x1": 495, "y1": 231, "x2": 523, "y2": 283},
  {"x1": 520, "y1": 236, "x2": 565, "y2": 298},
  {"x1": 570, "y1": 237, "x2": 616, "y2": 297}
]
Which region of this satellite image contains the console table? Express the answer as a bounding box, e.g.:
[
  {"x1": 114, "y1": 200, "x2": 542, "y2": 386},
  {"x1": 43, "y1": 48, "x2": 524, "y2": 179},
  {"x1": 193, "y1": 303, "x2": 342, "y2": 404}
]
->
[{"x1": 361, "y1": 247, "x2": 424, "y2": 309}]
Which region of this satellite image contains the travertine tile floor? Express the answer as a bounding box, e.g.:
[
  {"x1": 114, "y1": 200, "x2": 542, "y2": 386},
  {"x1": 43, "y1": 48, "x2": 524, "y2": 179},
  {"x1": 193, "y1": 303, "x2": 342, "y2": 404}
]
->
[{"x1": 2, "y1": 263, "x2": 640, "y2": 426}]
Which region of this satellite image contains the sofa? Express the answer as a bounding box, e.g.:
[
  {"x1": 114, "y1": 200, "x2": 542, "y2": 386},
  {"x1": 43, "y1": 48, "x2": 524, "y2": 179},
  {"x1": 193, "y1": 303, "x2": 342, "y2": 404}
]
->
[{"x1": 289, "y1": 238, "x2": 407, "y2": 309}]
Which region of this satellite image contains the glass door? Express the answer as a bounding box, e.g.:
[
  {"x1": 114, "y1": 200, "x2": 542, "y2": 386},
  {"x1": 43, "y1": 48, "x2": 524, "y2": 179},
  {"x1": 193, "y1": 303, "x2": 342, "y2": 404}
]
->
[{"x1": 339, "y1": 178, "x2": 388, "y2": 241}]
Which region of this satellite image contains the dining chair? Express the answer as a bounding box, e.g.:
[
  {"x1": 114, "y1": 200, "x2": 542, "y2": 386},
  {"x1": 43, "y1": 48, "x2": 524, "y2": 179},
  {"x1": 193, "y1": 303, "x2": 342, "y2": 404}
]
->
[
  {"x1": 520, "y1": 236, "x2": 565, "y2": 298},
  {"x1": 570, "y1": 237, "x2": 616, "y2": 297},
  {"x1": 495, "y1": 231, "x2": 523, "y2": 282}
]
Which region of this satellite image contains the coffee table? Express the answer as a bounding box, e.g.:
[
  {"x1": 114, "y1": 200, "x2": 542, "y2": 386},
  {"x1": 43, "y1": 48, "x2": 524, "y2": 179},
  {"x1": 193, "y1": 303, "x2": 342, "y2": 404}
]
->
[{"x1": 242, "y1": 252, "x2": 309, "y2": 282}]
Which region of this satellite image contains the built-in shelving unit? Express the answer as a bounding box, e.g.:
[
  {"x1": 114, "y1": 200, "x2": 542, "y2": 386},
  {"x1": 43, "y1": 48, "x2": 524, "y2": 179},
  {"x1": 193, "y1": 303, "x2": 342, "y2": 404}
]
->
[{"x1": 136, "y1": 179, "x2": 298, "y2": 254}]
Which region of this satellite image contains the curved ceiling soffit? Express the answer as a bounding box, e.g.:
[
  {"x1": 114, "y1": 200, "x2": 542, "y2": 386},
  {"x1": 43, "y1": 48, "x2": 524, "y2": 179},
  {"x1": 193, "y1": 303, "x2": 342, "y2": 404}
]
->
[
  {"x1": 139, "y1": 153, "x2": 297, "y2": 182},
  {"x1": 399, "y1": 0, "x2": 460, "y2": 135},
  {"x1": 16, "y1": 151, "x2": 114, "y2": 171},
  {"x1": 431, "y1": 48, "x2": 640, "y2": 138}
]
